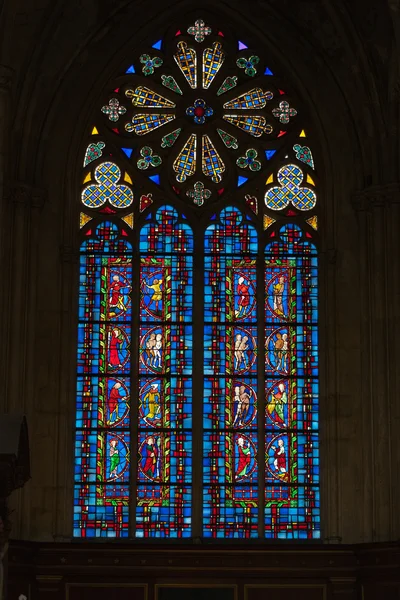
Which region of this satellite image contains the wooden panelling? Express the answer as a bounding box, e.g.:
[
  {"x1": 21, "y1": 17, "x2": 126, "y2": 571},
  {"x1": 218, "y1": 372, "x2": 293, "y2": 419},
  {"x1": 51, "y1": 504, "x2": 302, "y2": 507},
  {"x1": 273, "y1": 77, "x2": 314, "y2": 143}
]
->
[
  {"x1": 66, "y1": 584, "x2": 147, "y2": 600},
  {"x1": 245, "y1": 584, "x2": 326, "y2": 600},
  {"x1": 155, "y1": 585, "x2": 237, "y2": 600}
]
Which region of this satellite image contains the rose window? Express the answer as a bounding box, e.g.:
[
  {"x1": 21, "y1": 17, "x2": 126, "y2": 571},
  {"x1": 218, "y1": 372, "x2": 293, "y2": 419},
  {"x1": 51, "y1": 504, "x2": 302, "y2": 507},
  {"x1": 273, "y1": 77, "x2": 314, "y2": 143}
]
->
[{"x1": 95, "y1": 19, "x2": 311, "y2": 209}]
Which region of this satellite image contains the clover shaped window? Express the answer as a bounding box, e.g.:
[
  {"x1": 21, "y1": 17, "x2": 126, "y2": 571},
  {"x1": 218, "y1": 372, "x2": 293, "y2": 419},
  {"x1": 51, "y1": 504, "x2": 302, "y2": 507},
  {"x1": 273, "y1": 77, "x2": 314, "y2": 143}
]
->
[
  {"x1": 264, "y1": 164, "x2": 316, "y2": 211},
  {"x1": 81, "y1": 162, "x2": 134, "y2": 209}
]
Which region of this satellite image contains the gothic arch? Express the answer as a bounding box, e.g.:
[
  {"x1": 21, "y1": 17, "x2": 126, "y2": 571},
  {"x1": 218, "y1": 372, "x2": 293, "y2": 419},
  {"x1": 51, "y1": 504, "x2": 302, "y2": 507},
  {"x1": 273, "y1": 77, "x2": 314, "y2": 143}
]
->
[{"x1": 3, "y1": 1, "x2": 399, "y2": 543}]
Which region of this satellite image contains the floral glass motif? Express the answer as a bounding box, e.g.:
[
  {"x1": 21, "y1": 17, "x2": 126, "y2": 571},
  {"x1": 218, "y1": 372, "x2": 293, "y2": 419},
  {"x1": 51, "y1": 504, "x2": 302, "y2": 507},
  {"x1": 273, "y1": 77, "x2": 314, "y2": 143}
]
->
[
  {"x1": 76, "y1": 18, "x2": 320, "y2": 541},
  {"x1": 81, "y1": 162, "x2": 133, "y2": 208},
  {"x1": 161, "y1": 75, "x2": 183, "y2": 95},
  {"x1": 186, "y1": 181, "x2": 211, "y2": 206},
  {"x1": 101, "y1": 98, "x2": 127, "y2": 122},
  {"x1": 186, "y1": 99, "x2": 213, "y2": 124},
  {"x1": 84, "y1": 141, "x2": 105, "y2": 166},
  {"x1": 137, "y1": 147, "x2": 162, "y2": 170},
  {"x1": 161, "y1": 128, "x2": 182, "y2": 148},
  {"x1": 265, "y1": 164, "x2": 316, "y2": 211},
  {"x1": 140, "y1": 54, "x2": 163, "y2": 76},
  {"x1": 237, "y1": 148, "x2": 262, "y2": 171},
  {"x1": 236, "y1": 55, "x2": 260, "y2": 77},
  {"x1": 272, "y1": 100, "x2": 297, "y2": 124},
  {"x1": 293, "y1": 144, "x2": 314, "y2": 169},
  {"x1": 187, "y1": 18, "x2": 211, "y2": 43},
  {"x1": 217, "y1": 129, "x2": 239, "y2": 149},
  {"x1": 217, "y1": 76, "x2": 238, "y2": 96}
]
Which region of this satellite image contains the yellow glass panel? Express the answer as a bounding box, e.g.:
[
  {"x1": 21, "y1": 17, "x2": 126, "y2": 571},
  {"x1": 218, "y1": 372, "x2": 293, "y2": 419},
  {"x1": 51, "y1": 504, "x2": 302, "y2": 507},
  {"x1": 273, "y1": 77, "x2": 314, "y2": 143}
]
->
[
  {"x1": 91, "y1": 126, "x2": 99, "y2": 135},
  {"x1": 306, "y1": 215, "x2": 318, "y2": 230},
  {"x1": 121, "y1": 213, "x2": 134, "y2": 229},
  {"x1": 124, "y1": 172, "x2": 133, "y2": 184},
  {"x1": 83, "y1": 173, "x2": 91, "y2": 183},
  {"x1": 264, "y1": 215, "x2": 276, "y2": 230},
  {"x1": 307, "y1": 174, "x2": 315, "y2": 186},
  {"x1": 266, "y1": 174, "x2": 274, "y2": 184},
  {"x1": 80, "y1": 213, "x2": 92, "y2": 228},
  {"x1": 300, "y1": 129, "x2": 306, "y2": 137}
]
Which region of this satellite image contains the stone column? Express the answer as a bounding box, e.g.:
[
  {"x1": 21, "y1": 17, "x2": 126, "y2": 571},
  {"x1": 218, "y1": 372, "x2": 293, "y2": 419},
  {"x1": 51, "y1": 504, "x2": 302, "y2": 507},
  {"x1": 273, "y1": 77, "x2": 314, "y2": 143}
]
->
[
  {"x1": 0, "y1": 64, "x2": 14, "y2": 414},
  {"x1": 4, "y1": 183, "x2": 46, "y2": 539},
  {"x1": 352, "y1": 183, "x2": 400, "y2": 542}
]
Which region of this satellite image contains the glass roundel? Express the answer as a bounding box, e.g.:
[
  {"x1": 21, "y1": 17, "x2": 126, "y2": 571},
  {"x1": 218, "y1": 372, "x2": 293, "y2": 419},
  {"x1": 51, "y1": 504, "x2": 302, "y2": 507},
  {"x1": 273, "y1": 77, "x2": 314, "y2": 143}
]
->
[
  {"x1": 93, "y1": 23, "x2": 309, "y2": 206},
  {"x1": 75, "y1": 16, "x2": 320, "y2": 541}
]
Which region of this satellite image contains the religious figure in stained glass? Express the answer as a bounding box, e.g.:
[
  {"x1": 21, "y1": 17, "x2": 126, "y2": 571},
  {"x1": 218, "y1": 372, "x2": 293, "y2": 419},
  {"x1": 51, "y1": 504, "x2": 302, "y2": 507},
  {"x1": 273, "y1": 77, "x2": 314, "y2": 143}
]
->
[{"x1": 74, "y1": 16, "x2": 320, "y2": 540}]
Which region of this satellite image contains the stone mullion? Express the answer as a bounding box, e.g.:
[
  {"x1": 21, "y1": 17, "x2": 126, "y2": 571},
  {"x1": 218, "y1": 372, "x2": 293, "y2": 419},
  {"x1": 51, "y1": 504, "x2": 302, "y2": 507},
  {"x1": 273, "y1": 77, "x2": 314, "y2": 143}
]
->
[{"x1": 192, "y1": 228, "x2": 203, "y2": 539}]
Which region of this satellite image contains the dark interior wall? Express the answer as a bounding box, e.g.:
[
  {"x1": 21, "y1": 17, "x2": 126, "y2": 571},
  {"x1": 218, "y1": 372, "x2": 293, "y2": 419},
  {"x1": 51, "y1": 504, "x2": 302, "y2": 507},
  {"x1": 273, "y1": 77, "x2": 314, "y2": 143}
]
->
[{"x1": 0, "y1": 0, "x2": 399, "y2": 545}]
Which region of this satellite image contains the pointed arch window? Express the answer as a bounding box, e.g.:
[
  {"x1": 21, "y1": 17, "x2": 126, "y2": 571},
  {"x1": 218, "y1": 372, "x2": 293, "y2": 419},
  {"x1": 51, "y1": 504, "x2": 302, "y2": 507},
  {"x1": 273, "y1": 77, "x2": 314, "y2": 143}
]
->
[{"x1": 75, "y1": 17, "x2": 320, "y2": 540}]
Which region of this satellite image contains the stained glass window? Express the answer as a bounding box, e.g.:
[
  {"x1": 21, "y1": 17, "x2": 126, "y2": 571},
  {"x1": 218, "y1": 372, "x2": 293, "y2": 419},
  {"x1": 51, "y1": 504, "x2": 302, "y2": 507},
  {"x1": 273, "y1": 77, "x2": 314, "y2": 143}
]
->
[{"x1": 74, "y1": 16, "x2": 320, "y2": 540}]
